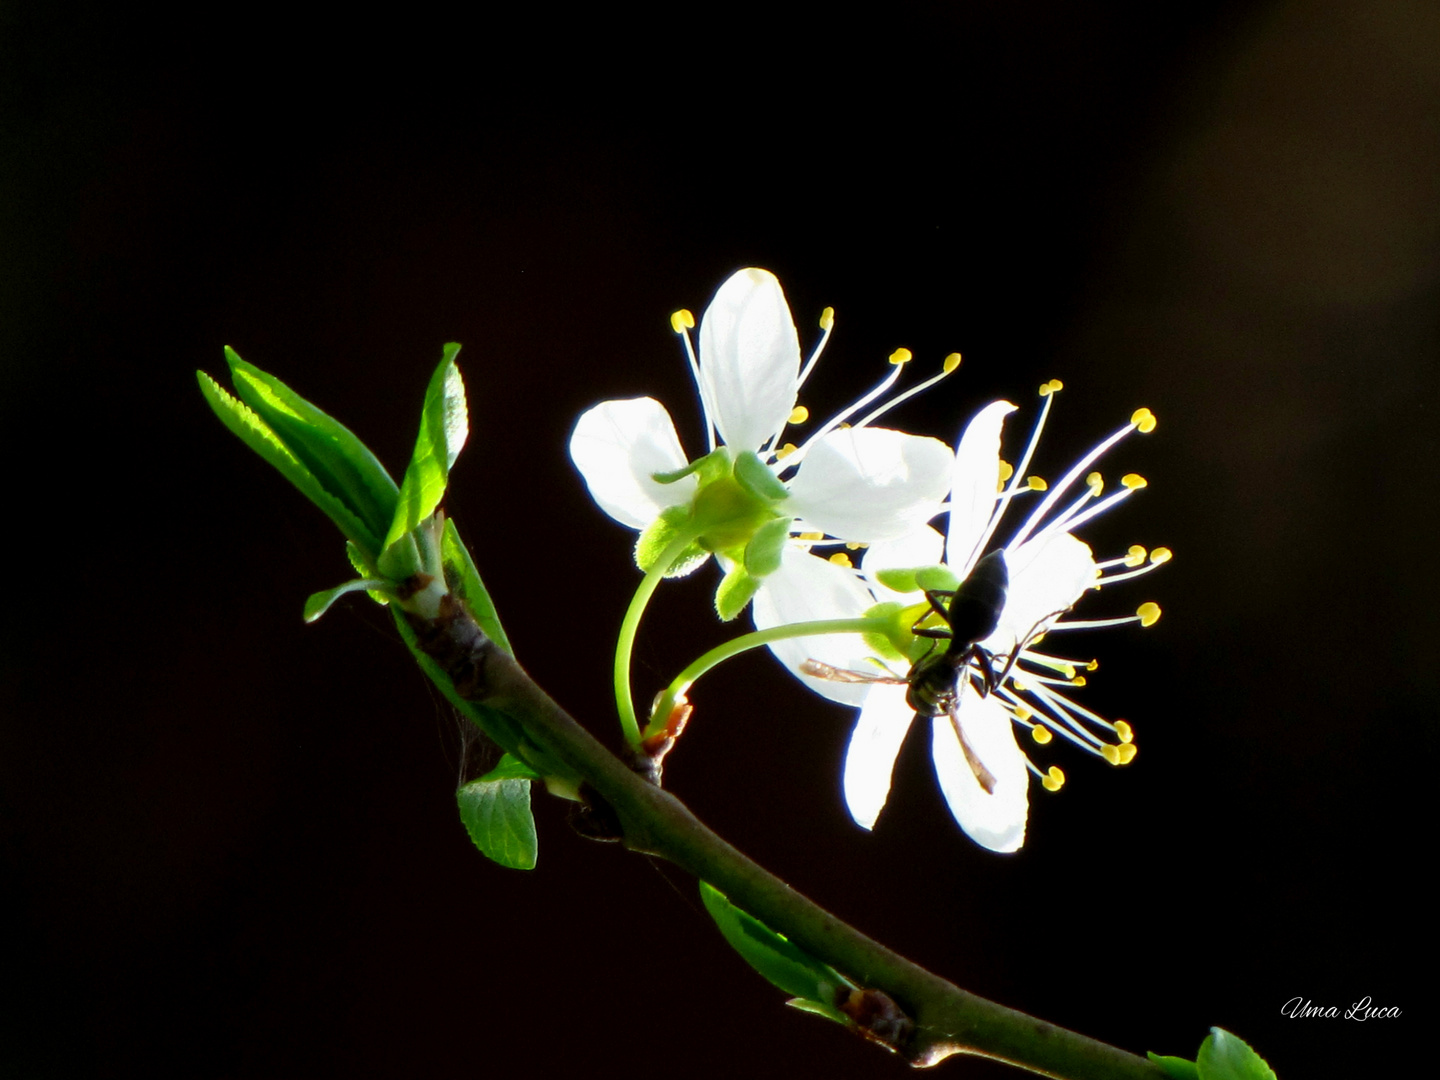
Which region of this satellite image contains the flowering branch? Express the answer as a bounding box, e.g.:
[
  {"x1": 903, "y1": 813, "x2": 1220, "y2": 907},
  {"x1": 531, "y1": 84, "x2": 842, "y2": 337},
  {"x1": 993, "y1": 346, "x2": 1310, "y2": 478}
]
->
[{"x1": 400, "y1": 588, "x2": 1166, "y2": 1079}]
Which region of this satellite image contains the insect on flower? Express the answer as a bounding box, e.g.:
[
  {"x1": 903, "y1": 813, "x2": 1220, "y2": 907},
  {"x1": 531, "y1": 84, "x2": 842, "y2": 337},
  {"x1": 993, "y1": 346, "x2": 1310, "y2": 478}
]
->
[{"x1": 802, "y1": 550, "x2": 1040, "y2": 796}]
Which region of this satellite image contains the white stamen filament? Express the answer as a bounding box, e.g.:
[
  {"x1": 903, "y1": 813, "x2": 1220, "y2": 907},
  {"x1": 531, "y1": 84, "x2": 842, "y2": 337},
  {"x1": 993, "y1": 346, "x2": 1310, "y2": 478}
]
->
[
  {"x1": 676, "y1": 326, "x2": 716, "y2": 453},
  {"x1": 1008, "y1": 420, "x2": 1138, "y2": 549},
  {"x1": 961, "y1": 386, "x2": 1058, "y2": 572}
]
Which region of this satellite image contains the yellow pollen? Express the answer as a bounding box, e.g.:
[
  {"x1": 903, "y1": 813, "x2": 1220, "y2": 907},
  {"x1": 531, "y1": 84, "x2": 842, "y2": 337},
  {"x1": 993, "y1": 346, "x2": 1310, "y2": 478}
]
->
[
  {"x1": 1042, "y1": 766, "x2": 1065, "y2": 791},
  {"x1": 1121, "y1": 473, "x2": 1147, "y2": 489},
  {"x1": 888, "y1": 348, "x2": 913, "y2": 365},
  {"x1": 788, "y1": 405, "x2": 809, "y2": 425},
  {"x1": 1038, "y1": 379, "x2": 1063, "y2": 396},
  {"x1": 943, "y1": 352, "x2": 962, "y2": 373},
  {"x1": 1012, "y1": 678, "x2": 1029, "y2": 692},
  {"x1": 1114, "y1": 720, "x2": 1133, "y2": 743},
  {"x1": 1071, "y1": 675, "x2": 1087, "y2": 687},
  {"x1": 670, "y1": 309, "x2": 695, "y2": 333},
  {"x1": 828, "y1": 553, "x2": 853, "y2": 568},
  {"x1": 1014, "y1": 705, "x2": 1033, "y2": 721},
  {"x1": 1101, "y1": 744, "x2": 1121, "y2": 765},
  {"x1": 819, "y1": 306, "x2": 835, "y2": 331},
  {"x1": 1150, "y1": 547, "x2": 1172, "y2": 564},
  {"x1": 1086, "y1": 471, "x2": 1104, "y2": 496},
  {"x1": 1060, "y1": 664, "x2": 1076, "y2": 679},
  {"x1": 1124, "y1": 545, "x2": 1146, "y2": 567},
  {"x1": 998, "y1": 460, "x2": 1014, "y2": 481},
  {"x1": 798, "y1": 531, "x2": 824, "y2": 541},
  {"x1": 1027, "y1": 476, "x2": 1048, "y2": 491},
  {"x1": 1032, "y1": 725, "x2": 1053, "y2": 745},
  {"x1": 1137, "y1": 602, "x2": 1161, "y2": 627},
  {"x1": 1131, "y1": 407, "x2": 1157, "y2": 433},
  {"x1": 1086, "y1": 659, "x2": 1099, "y2": 671},
  {"x1": 775, "y1": 442, "x2": 799, "y2": 460},
  {"x1": 1116, "y1": 743, "x2": 1138, "y2": 764},
  {"x1": 1030, "y1": 632, "x2": 1046, "y2": 645},
  {"x1": 845, "y1": 541, "x2": 861, "y2": 550}
]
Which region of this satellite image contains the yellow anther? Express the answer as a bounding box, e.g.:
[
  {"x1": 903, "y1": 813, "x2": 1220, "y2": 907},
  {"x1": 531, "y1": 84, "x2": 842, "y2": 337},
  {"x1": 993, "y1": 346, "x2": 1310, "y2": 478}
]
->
[
  {"x1": 1027, "y1": 476, "x2": 1048, "y2": 491},
  {"x1": 1030, "y1": 632, "x2": 1046, "y2": 645},
  {"x1": 998, "y1": 460, "x2": 1014, "y2": 482},
  {"x1": 798, "y1": 531, "x2": 824, "y2": 540},
  {"x1": 1070, "y1": 675, "x2": 1087, "y2": 687},
  {"x1": 1124, "y1": 545, "x2": 1146, "y2": 567},
  {"x1": 1131, "y1": 407, "x2": 1157, "y2": 433},
  {"x1": 1061, "y1": 663, "x2": 1076, "y2": 680},
  {"x1": 1086, "y1": 659, "x2": 1099, "y2": 671},
  {"x1": 1116, "y1": 743, "x2": 1138, "y2": 764},
  {"x1": 1121, "y1": 473, "x2": 1147, "y2": 489},
  {"x1": 775, "y1": 442, "x2": 799, "y2": 460},
  {"x1": 1137, "y1": 602, "x2": 1161, "y2": 627},
  {"x1": 1086, "y1": 471, "x2": 1104, "y2": 496},
  {"x1": 1114, "y1": 719, "x2": 1133, "y2": 743},
  {"x1": 1012, "y1": 678, "x2": 1029, "y2": 692},
  {"x1": 1042, "y1": 766, "x2": 1065, "y2": 791},
  {"x1": 845, "y1": 541, "x2": 861, "y2": 550},
  {"x1": 828, "y1": 552, "x2": 853, "y2": 568},
  {"x1": 1014, "y1": 705, "x2": 1033, "y2": 721},
  {"x1": 888, "y1": 347, "x2": 913, "y2": 365},
  {"x1": 788, "y1": 405, "x2": 809, "y2": 425},
  {"x1": 670, "y1": 309, "x2": 695, "y2": 333},
  {"x1": 1039, "y1": 379, "x2": 1064, "y2": 396},
  {"x1": 1101, "y1": 744, "x2": 1121, "y2": 765},
  {"x1": 819, "y1": 306, "x2": 835, "y2": 331},
  {"x1": 1031, "y1": 725, "x2": 1053, "y2": 745},
  {"x1": 1149, "y1": 547, "x2": 1172, "y2": 564},
  {"x1": 943, "y1": 352, "x2": 962, "y2": 373}
]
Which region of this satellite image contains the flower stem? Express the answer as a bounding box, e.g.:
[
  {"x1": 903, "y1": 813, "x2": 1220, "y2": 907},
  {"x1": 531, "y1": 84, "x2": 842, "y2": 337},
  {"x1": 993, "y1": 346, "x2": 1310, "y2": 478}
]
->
[
  {"x1": 614, "y1": 529, "x2": 703, "y2": 749},
  {"x1": 644, "y1": 616, "x2": 885, "y2": 741}
]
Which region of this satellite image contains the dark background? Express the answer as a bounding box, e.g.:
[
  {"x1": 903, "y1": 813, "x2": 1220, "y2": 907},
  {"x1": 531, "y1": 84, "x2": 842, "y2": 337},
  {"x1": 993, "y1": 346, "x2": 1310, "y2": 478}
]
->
[{"x1": 2, "y1": 1, "x2": 1432, "y2": 1076}]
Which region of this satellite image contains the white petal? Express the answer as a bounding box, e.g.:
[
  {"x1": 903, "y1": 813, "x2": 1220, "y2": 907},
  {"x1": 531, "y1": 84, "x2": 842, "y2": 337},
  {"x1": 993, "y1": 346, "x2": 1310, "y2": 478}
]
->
[
  {"x1": 946, "y1": 400, "x2": 1017, "y2": 573},
  {"x1": 843, "y1": 682, "x2": 914, "y2": 830},
  {"x1": 569, "y1": 398, "x2": 695, "y2": 529},
  {"x1": 786, "y1": 427, "x2": 953, "y2": 542},
  {"x1": 697, "y1": 268, "x2": 800, "y2": 451},
  {"x1": 752, "y1": 546, "x2": 880, "y2": 706},
  {"x1": 983, "y1": 533, "x2": 1096, "y2": 654},
  {"x1": 930, "y1": 691, "x2": 1029, "y2": 852},
  {"x1": 861, "y1": 525, "x2": 945, "y2": 604}
]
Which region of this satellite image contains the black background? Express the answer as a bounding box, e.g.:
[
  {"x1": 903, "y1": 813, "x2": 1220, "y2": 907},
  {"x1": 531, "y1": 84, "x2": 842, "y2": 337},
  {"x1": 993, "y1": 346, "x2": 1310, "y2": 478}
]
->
[{"x1": 2, "y1": 2, "x2": 1432, "y2": 1076}]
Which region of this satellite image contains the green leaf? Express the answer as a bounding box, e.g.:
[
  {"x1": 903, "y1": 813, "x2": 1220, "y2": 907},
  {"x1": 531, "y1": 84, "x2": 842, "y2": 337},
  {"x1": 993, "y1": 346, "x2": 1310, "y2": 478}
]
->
[
  {"x1": 199, "y1": 371, "x2": 380, "y2": 554},
  {"x1": 714, "y1": 564, "x2": 759, "y2": 621},
  {"x1": 303, "y1": 578, "x2": 392, "y2": 623},
  {"x1": 743, "y1": 515, "x2": 792, "y2": 579},
  {"x1": 457, "y1": 775, "x2": 537, "y2": 870},
  {"x1": 1197, "y1": 1029, "x2": 1277, "y2": 1080},
  {"x1": 699, "y1": 882, "x2": 852, "y2": 1008},
  {"x1": 442, "y1": 517, "x2": 512, "y2": 655},
  {"x1": 383, "y1": 344, "x2": 468, "y2": 556},
  {"x1": 346, "y1": 541, "x2": 391, "y2": 606},
  {"x1": 651, "y1": 447, "x2": 731, "y2": 486},
  {"x1": 784, "y1": 997, "x2": 852, "y2": 1026},
  {"x1": 635, "y1": 505, "x2": 708, "y2": 576},
  {"x1": 1148, "y1": 1052, "x2": 1201, "y2": 1080},
  {"x1": 732, "y1": 450, "x2": 789, "y2": 502},
  {"x1": 478, "y1": 752, "x2": 543, "y2": 782},
  {"x1": 223, "y1": 348, "x2": 399, "y2": 552}
]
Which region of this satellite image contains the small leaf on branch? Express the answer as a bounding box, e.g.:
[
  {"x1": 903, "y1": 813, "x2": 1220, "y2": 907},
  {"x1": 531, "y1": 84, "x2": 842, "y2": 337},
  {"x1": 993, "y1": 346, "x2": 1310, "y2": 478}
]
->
[
  {"x1": 1147, "y1": 1052, "x2": 1201, "y2": 1080},
  {"x1": 303, "y1": 578, "x2": 392, "y2": 623},
  {"x1": 457, "y1": 774, "x2": 537, "y2": 870},
  {"x1": 1196, "y1": 1028, "x2": 1277, "y2": 1080},
  {"x1": 383, "y1": 344, "x2": 468, "y2": 555}
]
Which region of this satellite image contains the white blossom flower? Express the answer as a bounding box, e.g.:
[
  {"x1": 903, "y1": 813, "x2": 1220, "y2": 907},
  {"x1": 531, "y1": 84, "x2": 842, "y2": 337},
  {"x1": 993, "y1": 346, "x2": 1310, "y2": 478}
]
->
[
  {"x1": 569, "y1": 268, "x2": 958, "y2": 617},
  {"x1": 758, "y1": 383, "x2": 1167, "y2": 852}
]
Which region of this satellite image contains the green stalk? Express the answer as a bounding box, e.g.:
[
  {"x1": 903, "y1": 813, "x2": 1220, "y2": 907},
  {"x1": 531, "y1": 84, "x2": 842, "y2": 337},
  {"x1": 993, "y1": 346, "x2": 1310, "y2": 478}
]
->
[{"x1": 643, "y1": 616, "x2": 886, "y2": 741}]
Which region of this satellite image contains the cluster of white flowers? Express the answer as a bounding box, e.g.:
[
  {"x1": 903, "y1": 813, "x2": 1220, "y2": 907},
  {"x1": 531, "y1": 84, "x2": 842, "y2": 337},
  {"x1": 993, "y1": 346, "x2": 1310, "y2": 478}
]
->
[{"x1": 570, "y1": 269, "x2": 1164, "y2": 853}]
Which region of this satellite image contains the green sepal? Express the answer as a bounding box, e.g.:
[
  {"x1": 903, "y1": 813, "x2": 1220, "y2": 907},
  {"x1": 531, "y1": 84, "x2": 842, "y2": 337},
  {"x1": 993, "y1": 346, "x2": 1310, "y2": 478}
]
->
[
  {"x1": 382, "y1": 344, "x2": 468, "y2": 556},
  {"x1": 198, "y1": 371, "x2": 379, "y2": 555},
  {"x1": 784, "y1": 997, "x2": 852, "y2": 1027},
  {"x1": 732, "y1": 450, "x2": 789, "y2": 502},
  {"x1": 1147, "y1": 1053, "x2": 1201, "y2": 1080},
  {"x1": 303, "y1": 578, "x2": 392, "y2": 623},
  {"x1": 651, "y1": 446, "x2": 730, "y2": 486},
  {"x1": 1196, "y1": 1029, "x2": 1277, "y2": 1080},
  {"x1": 442, "y1": 517, "x2": 512, "y2": 655},
  {"x1": 635, "y1": 505, "x2": 708, "y2": 577},
  {"x1": 478, "y1": 752, "x2": 543, "y2": 782},
  {"x1": 860, "y1": 601, "x2": 911, "y2": 661},
  {"x1": 699, "y1": 882, "x2": 853, "y2": 1012},
  {"x1": 715, "y1": 564, "x2": 760, "y2": 621},
  {"x1": 743, "y1": 515, "x2": 792, "y2": 579},
  {"x1": 914, "y1": 564, "x2": 961, "y2": 592},
  {"x1": 456, "y1": 774, "x2": 537, "y2": 870},
  {"x1": 222, "y1": 348, "x2": 399, "y2": 552}
]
